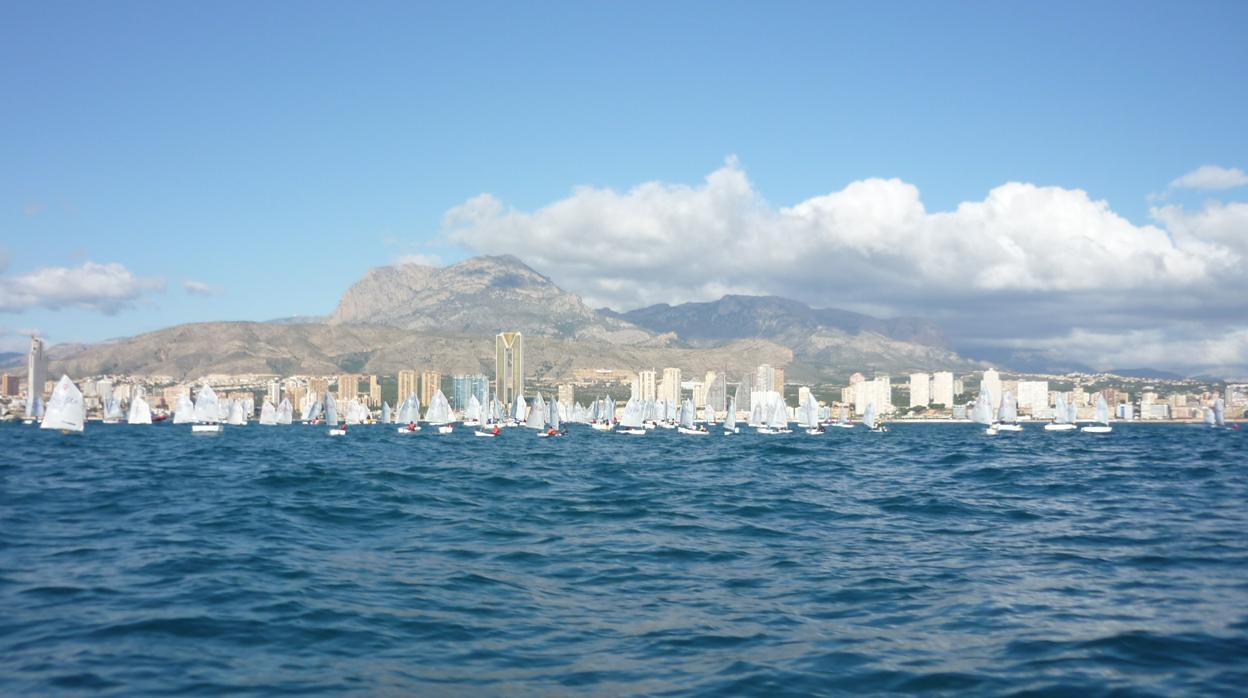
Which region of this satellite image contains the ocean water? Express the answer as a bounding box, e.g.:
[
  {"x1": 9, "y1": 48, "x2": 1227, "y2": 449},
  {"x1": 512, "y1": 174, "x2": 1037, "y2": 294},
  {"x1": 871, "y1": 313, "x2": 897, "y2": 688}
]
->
[{"x1": 1, "y1": 422, "x2": 1245, "y2": 696}]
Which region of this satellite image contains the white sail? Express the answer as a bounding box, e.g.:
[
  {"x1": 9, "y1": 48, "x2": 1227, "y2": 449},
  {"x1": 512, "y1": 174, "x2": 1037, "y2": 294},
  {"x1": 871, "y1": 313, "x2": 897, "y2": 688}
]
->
[
  {"x1": 325, "y1": 392, "x2": 339, "y2": 424},
  {"x1": 725, "y1": 397, "x2": 737, "y2": 431},
  {"x1": 381, "y1": 402, "x2": 391, "y2": 424},
  {"x1": 972, "y1": 387, "x2": 994, "y2": 425},
  {"x1": 173, "y1": 392, "x2": 196, "y2": 424},
  {"x1": 1094, "y1": 394, "x2": 1109, "y2": 426},
  {"x1": 40, "y1": 375, "x2": 85, "y2": 432},
  {"x1": 769, "y1": 394, "x2": 788, "y2": 427},
  {"x1": 547, "y1": 399, "x2": 561, "y2": 429},
  {"x1": 193, "y1": 385, "x2": 220, "y2": 423},
  {"x1": 127, "y1": 394, "x2": 153, "y2": 424},
  {"x1": 304, "y1": 401, "x2": 323, "y2": 422},
  {"x1": 1214, "y1": 398, "x2": 1226, "y2": 427},
  {"x1": 226, "y1": 400, "x2": 246, "y2": 425},
  {"x1": 277, "y1": 398, "x2": 293, "y2": 424},
  {"x1": 512, "y1": 393, "x2": 526, "y2": 422},
  {"x1": 999, "y1": 392, "x2": 1018, "y2": 423},
  {"x1": 465, "y1": 395, "x2": 481, "y2": 421},
  {"x1": 863, "y1": 401, "x2": 878, "y2": 430},
  {"x1": 1067, "y1": 400, "x2": 1078, "y2": 424},
  {"x1": 1054, "y1": 394, "x2": 1069, "y2": 424},
  {"x1": 259, "y1": 401, "x2": 278, "y2": 425},
  {"x1": 799, "y1": 394, "x2": 819, "y2": 428},
  {"x1": 103, "y1": 397, "x2": 125, "y2": 421},
  {"x1": 526, "y1": 393, "x2": 546, "y2": 429},
  {"x1": 748, "y1": 399, "x2": 765, "y2": 427},
  {"x1": 701, "y1": 402, "x2": 715, "y2": 424},
  {"x1": 424, "y1": 390, "x2": 452, "y2": 424},
  {"x1": 679, "y1": 398, "x2": 696, "y2": 430},
  {"x1": 838, "y1": 405, "x2": 850, "y2": 425},
  {"x1": 620, "y1": 398, "x2": 645, "y2": 428},
  {"x1": 606, "y1": 397, "x2": 617, "y2": 422}
]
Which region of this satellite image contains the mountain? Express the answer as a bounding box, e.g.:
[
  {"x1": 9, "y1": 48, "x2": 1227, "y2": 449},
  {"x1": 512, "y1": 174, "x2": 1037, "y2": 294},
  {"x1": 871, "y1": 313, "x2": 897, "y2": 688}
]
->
[
  {"x1": 46, "y1": 321, "x2": 791, "y2": 382},
  {"x1": 0, "y1": 352, "x2": 22, "y2": 369},
  {"x1": 329, "y1": 255, "x2": 659, "y2": 345},
  {"x1": 607, "y1": 295, "x2": 948, "y2": 347},
  {"x1": 1106, "y1": 368, "x2": 1186, "y2": 381},
  {"x1": 604, "y1": 295, "x2": 975, "y2": 379}
]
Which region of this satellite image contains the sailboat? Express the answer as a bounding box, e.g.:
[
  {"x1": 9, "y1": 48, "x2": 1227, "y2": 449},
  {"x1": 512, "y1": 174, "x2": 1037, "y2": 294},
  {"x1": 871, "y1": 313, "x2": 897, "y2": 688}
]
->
[
  {"x1": 326, "y1": 392, "x2": 346, "y2": 436},
  {"x1": 996, "y1": 391, "x2": 1022, "y2": 432},
  {"x1": 258, "y1": 400, "x2": 278, "y2": 425},
  {"x1": 757, "y1": 392, "x2": 791, "y2": 434},
  {"x1": 723, "y1": 396, "x2": 739, "y2": 435},
  {"x1": 303, "y1": 400, "x2": 323, "y2": 424},
  {"x1": 226, "y1": 400, "x2": 247, "y2": 426},
  {"x1": 475, "y1": 393, "x2": 502, "y2": 437},
  {"x1": 1213, "y1": 398, "x2": 1226, "y2": 428},
  {"x1": 40, "y1": 375, "x2": 85, "y2": 433},
  {"x1": 973, "y1": 387, "x2": 997, "y2": 435},
  {"x1": 173, "y1": 392, "x2": 196, "y2": 424},
  {"x1": 537, "y1": 397, "x2": 565, "y2": 437},
  {"x1": 381, "y1": 401, "x2": 391, "y2": 425},
  {"x1": 591, "y1": 396, "x2": 614, "y2": 431},
  {"x1": 127, "y1": 393, "x2": 153, "y2": 425},
  {"x1": 102, "y1": 397, "x2": 125, "y2": 424},
  {"x1": 425, "y1": 390, "x2": 454, "y2": 434},
  {"x1": 192, "y1": 384, "x2": 223, "y2": 433},
  {"x1": 700, "y1": 402, "x2": 716, "y2": 426},
  {"x1": 396, "y1": 394, "x2": 421, "y2": 433},
  {"x1": 1081, "y1": 394, "x2": 1112, "y2": 433},
  {"x1": 830, "y1": 405, "x2": 854, "y2": 429},
  {"x1": 617, "y1": 398, "x2": 646, "y2": 435},
  {"x1": 276, "y1": 398, "x2": 293, "y2": 425},
  {"x1": 463, "y1": 395, "x2": 482, "y2": 427},
  {"x1": 800, "y1": 393, "x2": 823, "y2": 435},
  {"x1": 677, "y1": 398, "x2": 707, "y2": 435},
  {"x1": 863, "y1": 401, "x2": 887, "y2": 433},
  {"x1": 1044, "y1": 393, "x2": 1076, "y2": 431},
  {"x1": 525, "y1": 393, "x2": 546, "y2": 430}
]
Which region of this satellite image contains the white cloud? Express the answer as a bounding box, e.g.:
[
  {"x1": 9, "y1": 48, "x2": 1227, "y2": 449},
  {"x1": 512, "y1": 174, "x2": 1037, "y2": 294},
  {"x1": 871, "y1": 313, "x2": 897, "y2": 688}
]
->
[
  {"x1": 394, "y1": 253, "x2": 444, "y2": 267},
  {"x1": 0, "y1": 262, "x2": 165, "y2": 314},
  {"x1": 445, "y1": 159, "x2": 1248, "y2": 374},
  {"x1": 1169, "y1": 165, "x2": 1248, "y2": 191},
  {"x1": 182, "y1": 279, "x2": 219, "y2": 296}
]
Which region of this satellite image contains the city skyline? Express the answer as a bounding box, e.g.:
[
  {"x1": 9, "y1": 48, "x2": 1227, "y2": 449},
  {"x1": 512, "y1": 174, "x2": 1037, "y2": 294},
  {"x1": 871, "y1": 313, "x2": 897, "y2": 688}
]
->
[{"x1": 1, "y1": 3, "x2": 1245, "y2": 379}]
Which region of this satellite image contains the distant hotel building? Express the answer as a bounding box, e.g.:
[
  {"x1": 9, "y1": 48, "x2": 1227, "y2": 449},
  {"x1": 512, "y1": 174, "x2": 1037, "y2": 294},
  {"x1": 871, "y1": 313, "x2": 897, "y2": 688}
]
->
[
  {"x1": 909, "y1": 373, "x2": 930, "y2": 408},
  {"x1": 1, "y1": 373, "x2": 20, "y2": 396},
  {"x1": 658, "y1": 367, "x2": 681, "y2": 405},
  {"x1": 981, "y1": 368, "x2": 1002, "y2": 409},
  {"x1": 931, "y1": 371, "x2": 954, "y2": 407},
  {"x1": 420, "y1": 370, "x2": 441, "y2": 406},
  {"x1": 1017, "y1": 381, "x2": 1050, "y2": 415},
  {"x1": 26, "y1": 336, "x2": 46, "y2": 417},
  {"x1": 495, "y1": 332, "x2": 524, "y2": 407},
  {"x1": 854, "y1": 373, "x2": 893, "y2": 415},
  {"x1": 397, "y1": 370, "x2": 418, "y2": 406},
  {"x1": 452, "y1": 374, "x2": 489, "y2": 410},
  {"x1": 557, "y1": 383, "x2": 575, "y2": 406},
  {"x1": 634, "y1": 369, "x2": 657, "y2": 401},
  {"x1": 337, "y1": 373, "x2": 358, "y2": 401}
]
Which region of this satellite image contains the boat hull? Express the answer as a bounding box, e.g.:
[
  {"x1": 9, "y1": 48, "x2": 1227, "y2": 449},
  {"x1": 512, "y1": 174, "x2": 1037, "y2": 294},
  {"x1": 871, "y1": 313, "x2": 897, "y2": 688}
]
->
[
  {"x1": 396, "y1": 427, "x2": 420, "y2": 434},
  {"x1": 995, "y1": 423, "x2": 1023, "y2": 432},
  {"x1": 436, "y1": 425, "x2": 453, "y2": 434},
  {"x1": 617, "y1": 428, "x2": 646, "y2": 435},
  {"x1": 474, "y1": 430, "x2": 497, "y2": 437},
  {"x1": 1081, "y1": 425, "x2": 1113, "y2": 433},
  {"x1": 1043, "y1": 423, "x2": 1077, "y2": 431},
  {"x1": 328, "y1": 428, "x2": 346, "y2": 437},
  {"x1": 677, "y1": 426, "x2": 708, "y2": 435},
  {"x1": 590, "y1": 422, "x2": 613, "y2": 431},
  {"x1": 192, "y1": 424, "x2": 222, "y2": 433}
]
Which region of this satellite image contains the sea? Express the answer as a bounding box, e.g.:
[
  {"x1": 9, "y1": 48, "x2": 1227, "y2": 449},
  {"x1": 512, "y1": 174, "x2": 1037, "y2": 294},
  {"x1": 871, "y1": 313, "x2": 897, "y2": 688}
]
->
[{"x1": 1, "y1": 422, "x2": 1245, "y2": 696}]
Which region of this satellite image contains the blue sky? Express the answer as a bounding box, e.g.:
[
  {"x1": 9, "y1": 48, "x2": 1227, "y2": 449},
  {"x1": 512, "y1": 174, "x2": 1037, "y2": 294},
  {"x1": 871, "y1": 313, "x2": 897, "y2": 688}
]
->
[{"x1": 2, "y1": 2, "x2": 1247, "y2": 372}]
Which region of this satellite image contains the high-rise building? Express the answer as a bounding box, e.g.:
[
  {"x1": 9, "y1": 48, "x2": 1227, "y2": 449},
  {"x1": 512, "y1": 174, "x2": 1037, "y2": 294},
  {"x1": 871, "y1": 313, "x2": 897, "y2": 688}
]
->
[
  {"x1": 267, "y1": 380, "x2": 281, "y2": 405},
  {"x1": 283, "y1": 382, "x2": 306, "y2": 412},
  {"x1": 981, "y1": 369, "x2": 1002, "y2": 409},
  {"x1": 495, "y1": 332, "x2": 524, "y2": 406},
  {"x1": 931, "y1": 371, "x2": 954, "y2": 407},
  {"x1": 690, "y1": 380, "x2": 708, "y2": 407},
  {"x1": 397, "y1": 370, "x2": 418, "y2": 406},
  {"x1": 367, "y1": 375, "x2": 381, "y2": 407},
  {"x1": 337, "y1": 374, "x2": 358, "y2": 401},
  {"x1": 755, "y1": 364, "x2": 777, "y2": 393},
  {"x1": 452, "y1": 374, "x2": 489, "y2": 410},
  {"x1": 1017, "y1": 381, "x2": 1050, "y2": 414},
  {"x1": 421, "y1": 370, "x2": 442, "y2": 406},
  {"x1": 25, "y1": 336, "x2": 46, "y2": 417},
  {"x1": 773, "y1": 367, "x2": 785, "y2": 393},
  {"x1": 909, "y1": 373, "x2": 931, "y2": 408},
  {"x1": 557, "y1": 384, "x2": 575, "y2": 407},
  {"x1": 308, "y1": 377, "x2": 329, "y2": 402},
  {"x1": 1, "y1": 373, "x2": 20, "y2": 396},
  {"x1": 854, "y1": 375, "x2": 893, "y2": 415},
  {"x1": 636, "y1": 369, "x2": 657, "y2": 401},
  {"x1": 798, "y1": 386, "x2": 812, "y2": 407},
  {"x1": 659, "y1": 367, "x2": 682, "y2": 405}
]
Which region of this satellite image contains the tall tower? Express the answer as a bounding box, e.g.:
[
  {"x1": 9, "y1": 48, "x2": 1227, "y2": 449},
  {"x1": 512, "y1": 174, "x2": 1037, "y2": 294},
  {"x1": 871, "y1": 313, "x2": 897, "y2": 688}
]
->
[
  {"x1": 397, "y1": 370, "x2": 418, "y2": 406},
  {"x1": 496, "y1": 332, "x2": 524, "y2": 406},
  {"x1": 25, "y1": 336, "x2": 46, "y2": 418}
]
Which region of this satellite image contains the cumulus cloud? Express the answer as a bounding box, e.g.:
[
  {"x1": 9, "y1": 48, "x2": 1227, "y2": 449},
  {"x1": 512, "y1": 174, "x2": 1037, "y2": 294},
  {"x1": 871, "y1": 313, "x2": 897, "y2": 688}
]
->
[
  {"x1": 182, "y1": 279, "x2": 219, "y2": 296},
  {"x1": 1169, "y1": 165, "x2": 1248, "y2": 191},
  {"x1": 445, "y1": 159, "x2": 1248, "y2": 374},
  {"x1": 0, "y1": 262, "x2": 165, "y2": 314}
]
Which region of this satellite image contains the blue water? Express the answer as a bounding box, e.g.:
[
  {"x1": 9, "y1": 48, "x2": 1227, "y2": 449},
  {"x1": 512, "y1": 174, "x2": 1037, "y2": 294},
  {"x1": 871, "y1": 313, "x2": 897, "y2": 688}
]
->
[{"x1": 1, "y1": 422, "x2": 1246, "y2": 695}]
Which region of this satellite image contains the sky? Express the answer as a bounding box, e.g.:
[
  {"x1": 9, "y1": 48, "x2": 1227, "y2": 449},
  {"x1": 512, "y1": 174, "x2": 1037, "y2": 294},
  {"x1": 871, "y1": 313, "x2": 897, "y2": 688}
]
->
[{"x1": 2, "y1": 2, "x2": 1247, "y2": 375}]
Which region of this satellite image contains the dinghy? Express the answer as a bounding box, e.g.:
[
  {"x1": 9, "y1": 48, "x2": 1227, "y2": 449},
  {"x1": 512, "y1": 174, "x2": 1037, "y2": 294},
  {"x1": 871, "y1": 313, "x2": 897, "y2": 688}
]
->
[
  {"x1": 829, "y1": 405, "x2": 854, "y2": 429},
  {"x1": 1044, "y1": 393, "x2": 1077, "y2": 431},
  {"x1": 173, "y1": 392, "x2": 195, "y2": 424},
  {"x1": 326, "y1": 393, "x2": 346, "y2": 436},
  {"x1": 863, "y1": 401, "x2": 887, "y2": 433},
  {"x1": 677, "y1": 398, "x2": 708, "y2": 435},
  {"x1": 226, "y1": 400, "x2": 247, "y2": 426},
  {"x1": 127, "y1": 392, "x2": 153, "y2": 425},
  {"x1": 381, "y1": 401, "x2": 391, "y2": 425},
  {"x1": 425, "y1": 390, "x2": 454, "y2": 434},
  {"x1": 723, "y1": 397, "x2": 739, "y2": 435},
  {"x1": 463, "y1": 394, "x2": 482, "y2": 427},
  {"x1": 1213, "y1": 398, "x2": 1226, "y2": 428},
  {"x1": 276, "y1": 398, "x2": 293, "y2": 425},
  {"x1": 192, "y1": 384, "x2": 223, "y2": 433},
  {"x1": 616, "y1": 397, "x2": 646, "y2": 435},
  {"x1": 996, "y1": 391, "x2": 1022, "y2": 432},
  {"x1": 1081, "y1": 394, "x2": 1112, "y2": 433},
  {"x1": 258, "y1": 400, "x2": 278, "y2": 425},
  {"x1": 972, "y1": 387, "x2": 996, "y2": 435},
  {"x1": 525, "y1": 393, "x2": 546, "y2": 430},
  {"x1": 799, "y1": 393, "x2": 823, "y2": 435},
  {"x1": 40, "y1": 375, "x2": 85, "y2": 433},
  {"x1": 396, "y1": 394, "x2": 421, "y2": 433}
]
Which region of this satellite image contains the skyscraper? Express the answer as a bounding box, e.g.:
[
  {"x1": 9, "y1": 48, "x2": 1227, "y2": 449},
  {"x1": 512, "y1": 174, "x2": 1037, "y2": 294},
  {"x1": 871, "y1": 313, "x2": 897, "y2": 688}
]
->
[
  {"x1": 368, "y1": 375, "x2": 381, "y2": 407},
  {"x1": 421, "y1": 370, "x2": 442, "y2": 407},
  {"x1": 636, "y1": 369, "x2": 657, "y2": 401},
  {"x1": 397, "y1": 370, "x2": 418, "y2": 406},
  {"x1": 931, "y1": 371, "x2": 955, "y2": 407},
  {"x1": 25, "y1": 336, "x2": 46, "y2": 418},
  {"x1": 557, "y1": 384, "x2": 575, "y2": 406},
  {"x1": 496, "y1": 332, "x2": 524, "y2": 406},
  {"x1": 755, "y1": 364, "x2": 776, "y2": 393},
  {"x1": 909, "y1": 373, "x2": 930, "y2": 408},
  {"x1": 1, "y1": 374, "x2": 20, "y2": 396},
  {"x1": 452, "y1": 374, "x2": 489, "y2": 410},
  {"x1": 308, "y1": 377, "x2": 329, "y2": 401},
  {"x1": 659, "y1": 367, "x2": 682, "y2": 405}
]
